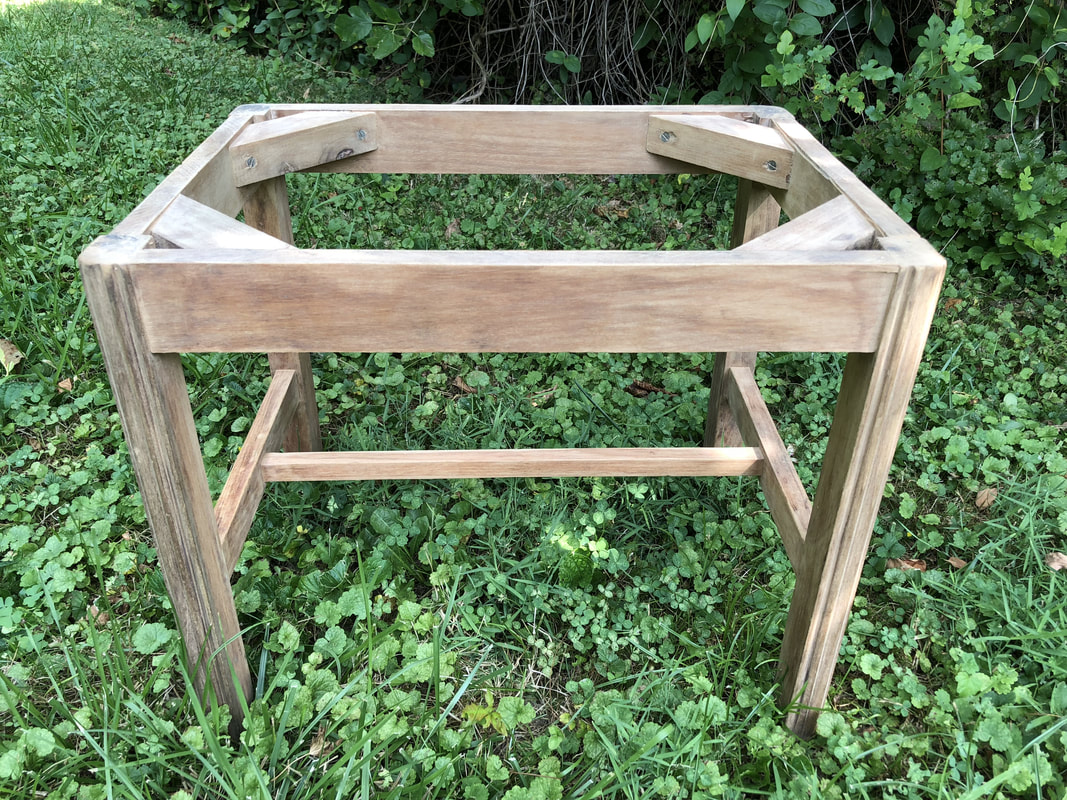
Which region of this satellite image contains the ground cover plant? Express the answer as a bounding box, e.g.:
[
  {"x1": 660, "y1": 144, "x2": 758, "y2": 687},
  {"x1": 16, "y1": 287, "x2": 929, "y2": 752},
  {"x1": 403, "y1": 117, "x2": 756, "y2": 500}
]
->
[{"x1": 1, "y1": 1, "x2": 1067, "y2": 797}]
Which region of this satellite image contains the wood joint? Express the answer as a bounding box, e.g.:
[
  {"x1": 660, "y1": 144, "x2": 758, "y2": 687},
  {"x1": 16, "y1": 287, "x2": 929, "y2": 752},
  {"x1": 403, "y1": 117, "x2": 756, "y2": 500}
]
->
[
  {"x1": 646, "y1": 114, "x2": 793, "y2": 189},
  {"x1": 229, "y1": 111, "x2": 377, "y2": 187}
]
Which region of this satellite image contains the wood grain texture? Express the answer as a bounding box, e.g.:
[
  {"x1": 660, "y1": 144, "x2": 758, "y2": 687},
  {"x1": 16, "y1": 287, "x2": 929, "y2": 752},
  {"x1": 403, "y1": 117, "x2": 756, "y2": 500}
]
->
[
  {"x1": 240, "y1": 177, "x2": 322, "y2": 453},
  {"x1": 726, "y1": 365, "x2": 811, "y2": 570},
  {"x1": 79, "y1": 240, "x2": 251, "y2": 736},
  {"x1": 151, "y1": 195, "x2": 293, "y2": 250},
  {"x1": 215, "y1": 369, "x2": 298, "y2": 576},
  {"x1": 230, "y1": 111, "x2": 377, "y2": 187},
  {"x1": 646, "y1": 114, "x2": 793, "y2": 188},
  {"x1": 261, "y1": 104, "x2": 765, "y2": 174},
  {"x1": 778, "y1": 260, "x2": 945, "y2": 738},
  {"x1": 113, "y1": 107, "x2": 256, "y2": 235},
  {"x1": 738, "y1": 195, "x2": 876, "y2": 253},
  {"x1": 128, "y1": 250, "x2": 899, "y2": 355},
  {"x1": 703, "y1": 173, "x2": 782, "y2": 449},
  {"x1": 260, "y1": 447, "x2": 764, "y2": 482}
]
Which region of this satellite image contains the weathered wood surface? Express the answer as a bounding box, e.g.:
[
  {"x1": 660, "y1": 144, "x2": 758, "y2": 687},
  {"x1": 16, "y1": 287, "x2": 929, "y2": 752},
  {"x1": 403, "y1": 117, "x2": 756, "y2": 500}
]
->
[
  {"x1": 261, "y1": 447, "x2": 764, "y2": 482},
  {"x1": 778, "y1": 261, "x2": 945, "y2": 738},
  {"x1": 738, "y1": 195, "x2": 876, "y2": 253},
  {"x1": 240, "y1": 176, "x2": 322, "y2": 453},
  {"x1": 151, "y1": 195, "x2": 293, "y2": 250},
  {"x1": 262, "y1": 104, "x2": 767, "y2": 174},
  {"x1": 230, "y1": 110, "x2": 377, "y2": 187},
  {"x1": 646, "y1": 114, "x2": 793, "y2": 188},
  {"x1": 726, "y1": 366, "x2": 811, "y2": 570},
  {"x1": 113, "y1": 107, "x2": 256, "y2": 235},
  {"x1": 214, "y1": 369, "x2": 299, "y2": 575},
  {"x1": 79, "y1": 237, "x2": 251, "y2": 737},
  {"x1": 703, "y1": 172, "x2": 782, "y2": 449},
  {"x1": 127, "y1": 250, "x2": 899, "y2": 355}
]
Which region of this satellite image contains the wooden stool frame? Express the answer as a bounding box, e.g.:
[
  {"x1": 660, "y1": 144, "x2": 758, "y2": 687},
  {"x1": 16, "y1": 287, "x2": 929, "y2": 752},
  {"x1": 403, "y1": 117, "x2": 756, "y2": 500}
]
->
[{"x1": 79, "y1": 104, "x2": 944, "y2": 738}]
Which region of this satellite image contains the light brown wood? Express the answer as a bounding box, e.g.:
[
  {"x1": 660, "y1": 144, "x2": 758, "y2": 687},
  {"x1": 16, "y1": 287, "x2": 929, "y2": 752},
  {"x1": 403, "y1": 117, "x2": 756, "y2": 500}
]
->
[
  {"x1": 726, "y1": 366, "x2": 811, "y2": 569},
  {"x1": 646, "y1": 114, "x2": 793, "y2": 188},
  {"x1": 704, "y1": 174, "x2": 782, "y2": 448},
  {"x1": 778, "y1": 261, "x2": 945, "y2": 738},
  {"x1": 128, "y1": 251, "x2": 898, "y2": 355},
  {"x1": 260, "y1": 447, "x2": 764, "y2": 482},
  {"x1": 81, "y1": 104, "x2": 947, "y2": 740},
  {"x1": 151, "y1": 195, "x2": 293, "y2": 250},
  {"x1": 79, "y1": 239, "x2": 251, "y2": 737},
  {"x1": 215, "y1": 369, "x2": 299, "y2": 575},
  {"x1": 704, "y1": 352, "x2": 756, "y2": 447},
  {"x1": 264, "y1": 105, "x2": 762, "y2": 174},
  {"x1": 114, "y1": 107, "x2": 257, "y2": 236},
  {"x1": 738, "y1": 195, "x2": 876, "y2": 253},
  {"x1": 731, "y1": 178, "x2": 782, "y2": 249},
  {"x1": 240, "y1": 177, "x2": 322, "y2": 453},
  {"x1": 230, "y1": 111, "x2": 377, "y2": 187}
]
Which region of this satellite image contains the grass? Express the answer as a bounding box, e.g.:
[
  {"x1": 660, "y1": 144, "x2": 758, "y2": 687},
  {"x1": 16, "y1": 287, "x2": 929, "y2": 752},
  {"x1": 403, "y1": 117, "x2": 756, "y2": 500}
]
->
[{"x1": 1, "y1": 1, "x2": 1067, "y2": 798}]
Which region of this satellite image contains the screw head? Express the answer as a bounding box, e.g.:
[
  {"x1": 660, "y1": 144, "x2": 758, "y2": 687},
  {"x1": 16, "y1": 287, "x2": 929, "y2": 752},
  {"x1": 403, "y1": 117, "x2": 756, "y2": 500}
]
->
[
  {"x1": 245, "y1": 156, "x2": 257, "y2": 169},
  {"x1": 765, "y1": 160, "x2": 778, "y2": 172},
  {"x1": 357, "y1": 129, "x2": 367, "y2": 141},
  {"x1": 660, "y1": 131, "x2": 674, "y2": 143}
]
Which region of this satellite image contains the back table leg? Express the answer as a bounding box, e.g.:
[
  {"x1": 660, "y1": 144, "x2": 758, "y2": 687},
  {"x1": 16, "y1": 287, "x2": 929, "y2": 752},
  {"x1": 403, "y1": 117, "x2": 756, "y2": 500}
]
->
[
  {"x1": 80, "y1": 249, "x2": 251, "y2": 736},
  {"x1": 242, "y1": 176, "x2": 322, "y2": 453},
  {"x1": 704, "y1": 178, "x2": 781, "y2": 447}
]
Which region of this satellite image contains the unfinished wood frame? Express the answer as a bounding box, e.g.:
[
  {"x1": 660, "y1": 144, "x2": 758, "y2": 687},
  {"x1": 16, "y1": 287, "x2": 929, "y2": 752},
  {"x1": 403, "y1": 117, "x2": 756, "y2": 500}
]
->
[{"x1": 79, "y1": 105, "x2": 944, "y2": 740}]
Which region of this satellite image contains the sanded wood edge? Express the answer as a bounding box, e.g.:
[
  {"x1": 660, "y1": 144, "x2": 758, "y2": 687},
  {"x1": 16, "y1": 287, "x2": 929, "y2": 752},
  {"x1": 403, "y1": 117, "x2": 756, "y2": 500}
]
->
[
  {"x1": 215, "y1": 369, "x2": 299, "y2": 575},
  {"x1": 739, "y1": 194, "x2": 876, "y2": 253},
  {"x1": 230, "y1": 111, "x2": 377, "y2": 187},
  {"x1": 646, "y1": 114, "x2": 792, "y2": 188},
  {"x1": 778, "y1": 259, "x2": 946, "y2": 737},
  {"x1": 260, "y1": 447, "x2": 764, "y2": 482},
  {"x1": 152, "y1": 195, "x2": 294, "y2": 250},
  {"x1": 113, "y1": 108, "x2": 257, "y2": 235},
  {"x1": 265, "y1": 106, "x2": 762, "y2": 175},
  {"x1": 726, "y1": 366, "x2": 811, "y2": 570},
  {"x1": 129, "y1": 253, "x2": 899, "y2": 355}
]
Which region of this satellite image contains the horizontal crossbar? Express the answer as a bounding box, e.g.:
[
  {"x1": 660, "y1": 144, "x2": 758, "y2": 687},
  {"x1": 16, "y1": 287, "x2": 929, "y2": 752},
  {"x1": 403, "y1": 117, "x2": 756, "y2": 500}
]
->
[
  {"x1": 259, "y1": 447, "x2": 764, "y2": 482},
  {"x1": 123, "y1": 250, "x2": 899, "y2": 354}
]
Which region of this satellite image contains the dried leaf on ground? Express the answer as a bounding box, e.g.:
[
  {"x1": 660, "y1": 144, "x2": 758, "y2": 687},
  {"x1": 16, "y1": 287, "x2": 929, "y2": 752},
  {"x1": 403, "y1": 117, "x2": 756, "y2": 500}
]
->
[
  {"x1": 1045, "y1": 552, "x2": 1067, "y2": 571},
  {"x1": 57, "y1": 378, "x2": 74, "y2": 392},
  {"x1": 886, "y1": 558, "x2": 927, "y2": 572},
  {"x1": 452, "y1": 375, "x2": 475, "y2": 394},
  {"x1": 943, "y1": 297, "x2": 963, "y2": 312},
  {"x1": 445, "y1": 219, "x2": 461, "y2": 239},
  {"x1": 0, "y1": 339, "x2": 23, "y2": 375},
  {"x1": 947, "y1": 556, "x2": 968, "y2": 569},
  {"x1": 593, "y1": 200, "x2": 629, "y2": 219},
  {"x1": 625, "y1": 380, "x2": 675, "y2": 399},
  {"x1": 975, "y1": 486, "x2": 998, "y2": 509}
]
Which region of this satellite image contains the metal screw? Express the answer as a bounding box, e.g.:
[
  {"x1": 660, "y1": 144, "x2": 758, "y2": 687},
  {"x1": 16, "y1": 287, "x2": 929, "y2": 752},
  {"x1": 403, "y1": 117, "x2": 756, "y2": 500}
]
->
[
  {"x1": 765, "y1": 160, "x2": 778, "y2": 172},
  {"x1": 245, "y1": 156, "x2": 257, "y2": 169},
  {"x1": 357, "y1": 129, "x2": 367, "y2": 141},
  {"x1": 660, "y1": 131, "x2": 674, "y2": 143}
]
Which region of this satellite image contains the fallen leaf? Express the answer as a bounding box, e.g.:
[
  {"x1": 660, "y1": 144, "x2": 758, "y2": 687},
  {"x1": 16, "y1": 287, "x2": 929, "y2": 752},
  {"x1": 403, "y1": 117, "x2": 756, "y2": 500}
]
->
[
  {"x1": 886, "y1": 558, "x2": 927, "y2": 572},
  {"x1": 88, "y1": 604, "x2": 109, "y2": 627},
  {"x1": 975, "y1": 486, "x2": 998, "y2": 509},
  {"x1": 309, "y1": 726, "x2": 328, "y2": 757},
  {"x1": 943, "y1": 297, "x2": 963, "y2": 312},
  {"x1": 625, "y1": 380, "x2": 675, "y2": 398},
  {"x1": 593, "y1": 200, "x2": 629, "y2": 219},
  {"x1": 452, "y1": 375, "x2": 475, "y2": 394},
  {"x1": 445, "y1": 219, "x2": 461, "y2": 239},
  {"x1": 947, "y1": 556, "x2": 968, "y2": 569},
  {"x1": 57, "y1": 378, "x2": 74, "y2": 393},
  {"x1": 0, "y1": 339, "x2": 22, "y2": 376},
  {"x1": 1045, "y1": 552, "x2": 1067, "y2": 571}
]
